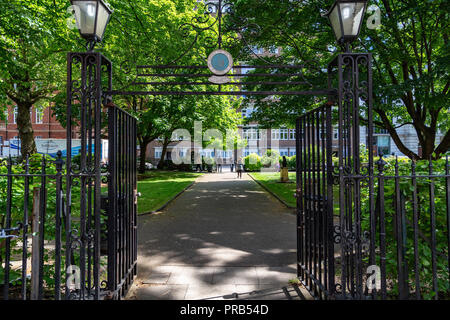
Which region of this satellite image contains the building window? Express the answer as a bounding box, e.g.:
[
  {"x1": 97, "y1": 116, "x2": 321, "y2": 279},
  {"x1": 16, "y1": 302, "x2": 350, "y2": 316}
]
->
[
  {"x1": 280, "y1": 128, "x2": 289, "y2": 140},
  {"x1": 13, "y1": 108, "x2": 18, "y2": 124},
  {"x1": 178, "y1": 148, "x2": 187, "y2": 157},
  {"x1": 289, "y1": 129, "x2": 296, "y2": 140},
  {"x1": 373, "y1": 136, "x2": 390, "y2": 156},
  {"x1": 244, "y1": 149, "x2": 259, "y2": 156},
  {"x1": 36, "y1": 108, "x2": 43, "y2": 124},
  {"x1": 243, "y1": 128, "x2": 259, "y2": 140},
  {"x1": 171, "y1": 132, "x2": 184, "y2": 141},
  {"x1": 0, "y1": 136, "x2": 3, "y2": 145},
  {"x1": 271, "y1": 129, "x2": 280, "y2": 140},
  {"x1": 155, "y1": 148, "x2": 162, "y2": 159},
  {"x1": 279, "y1": 149, "x2": 289, "y2": 156},
  {"x1": 375, "y1": 127, "x2": 389, "y2": 134},
  {"x1": 35, "y1": 136, "x2": 42, "y2": 140},
  {"x1": 289, "y1": 150, "x2": 296, "y2": 156},
  {"x1": 201, "y1": 149, "x2": 215, "y2": 158}
]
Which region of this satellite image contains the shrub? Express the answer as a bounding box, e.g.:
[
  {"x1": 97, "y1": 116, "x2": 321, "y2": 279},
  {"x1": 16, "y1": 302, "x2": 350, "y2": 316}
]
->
[
  {"x1": 357, "y1": 156, "x2": 449, "y2": 298},
  {"x1": 287, "y1": 155, "x2": 296, "y2": 170},
  {"x1": 261, "y1": 149, "x2": 280, "y2": 167},
  {"x1": 278, "y1": 155, "x2": 296, "y2": 170},
  {"x1": 243, "y1": 153, "x2": 262, "y2": 171},
  {"x1": 0, "y1": 154, "x2": 81, "y2": 289}
]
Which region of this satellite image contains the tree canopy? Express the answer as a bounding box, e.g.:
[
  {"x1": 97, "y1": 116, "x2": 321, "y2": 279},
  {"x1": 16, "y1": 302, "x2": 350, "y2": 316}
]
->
[
  {"x1": 96, "y1": 0, "x2": 242, "y2": 171},
  {"x1": 231, "y1": 0, "x2": 450, "y2": 159},
  {"x1": 1, "y1": 0, "x2": 243, "y2": 160},
  {"x1": 0, "y1": 0, "x2": 80, "y2": 157},
  {"x1": 2, "y1": 0, "x2": 448, "y2": 160}
]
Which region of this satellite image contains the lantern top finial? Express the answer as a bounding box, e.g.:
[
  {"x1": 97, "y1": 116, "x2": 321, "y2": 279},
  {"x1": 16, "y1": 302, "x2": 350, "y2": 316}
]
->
[
  {"x1": 70, "y1": 0, "x2": 113, "y2": 48},
  {"x1": 325, "y1": 0, "x2": 368, "y2": 47}
]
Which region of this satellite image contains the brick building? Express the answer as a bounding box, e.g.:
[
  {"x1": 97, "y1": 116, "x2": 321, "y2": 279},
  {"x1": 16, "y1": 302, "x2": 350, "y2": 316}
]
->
[{"x1": 0, "y1": 105, "x2": 66, "y2": 154}]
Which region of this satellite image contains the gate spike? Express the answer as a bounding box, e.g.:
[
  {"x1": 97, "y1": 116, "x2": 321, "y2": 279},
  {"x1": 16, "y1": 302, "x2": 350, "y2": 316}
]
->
[{"x1": 376, "y1": 153, "x2": 386, "y2": 173}]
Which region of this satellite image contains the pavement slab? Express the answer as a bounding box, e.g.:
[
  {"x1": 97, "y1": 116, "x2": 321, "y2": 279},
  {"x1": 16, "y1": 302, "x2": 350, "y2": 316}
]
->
[{"x1": 127, "y1": 172, "x2": 311, "y2": 300}]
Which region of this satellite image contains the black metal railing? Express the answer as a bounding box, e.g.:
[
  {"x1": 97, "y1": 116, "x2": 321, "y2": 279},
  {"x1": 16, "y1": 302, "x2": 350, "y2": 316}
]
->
[
  {"x1": 297, "y1": 106, "x2": 450, "y2": 300},
  {"x1": 363, "y1": 155, "x2": 450, "y2": 300},
  {"x1": 1, "y1": 51, "x2": 138, "y2": 300},
  {"x1": 0, "y1": 151, "x2": 114, "y2": 300},
  {"x1": 296, "y1": 52, "x2": 450, "y2": 300},
  {"x1": 0, "y1": 153, "x2": 64, "y2": 300}
]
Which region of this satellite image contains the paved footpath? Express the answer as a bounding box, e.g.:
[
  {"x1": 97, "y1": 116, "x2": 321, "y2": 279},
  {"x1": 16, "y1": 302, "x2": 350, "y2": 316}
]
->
[{"x1": 126, "y1": 172, "x2": 311, "y2": 300}]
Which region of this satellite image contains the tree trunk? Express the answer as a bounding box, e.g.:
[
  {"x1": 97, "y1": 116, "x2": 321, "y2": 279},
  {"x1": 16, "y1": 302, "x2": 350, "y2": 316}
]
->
[
  {"x1": 17, "y1": 102, "x2": 37, "y2": 159},
  {"x1": 139, "y1": 140, "x2": 150, "y2": 174},
  {"x1": 434, "y1": 129, "x2": 450, "y2": 159},
  {"x1": 157, "y1": 139, "x2": 170, "y2": 169}
]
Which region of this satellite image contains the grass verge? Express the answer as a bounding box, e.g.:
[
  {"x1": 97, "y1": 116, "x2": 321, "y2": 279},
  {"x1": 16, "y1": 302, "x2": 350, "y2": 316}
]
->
[
  {"x1": 249, "y1": 171, "x2": 340, "y2": 210},
  {"x1": 137, "y1": 170, "x2": 202, "y2": 214},
  {"x1": 248, "y1": 171, "x2": 297, "y2": 207}
]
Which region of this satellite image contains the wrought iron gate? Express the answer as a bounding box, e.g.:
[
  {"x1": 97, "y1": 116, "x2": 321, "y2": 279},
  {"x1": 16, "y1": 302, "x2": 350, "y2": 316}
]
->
[
  {"x1": 3, "y1": 0, "x2": 449, "y2": 301},
  {"x1": 64, "y1": 51, "x2": 110, "y2": 300},
  {"x1": 296, "y1": 53, "x2": 377, "y2": 300},
  {"x1": 66, "y1": 52, "x2": 138, "y2": 300},
  {"x1": 106, "y1": 104, "x2": 138, "y2": 300},
  {"x1": 0, "y1": 52, "x2": 137, "y2": 300},
  {"x1": 296, "y1": 104, "x2": 334, "y2": 299},
  {"x1": 297, "y1": 53, "x2": 450, "y2": 300}
]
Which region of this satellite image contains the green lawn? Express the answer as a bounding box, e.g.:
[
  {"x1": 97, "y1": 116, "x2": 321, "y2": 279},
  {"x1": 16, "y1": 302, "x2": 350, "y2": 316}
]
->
[
  {"x1": 249, "y1": 171, "x2": 340, "y2": 210},
  {"x1": 249, "y1": 172, "x2": 297, "y2": 207},
  {"x1": 137, "y1": 170, "x2": 202, "y2": 214}
]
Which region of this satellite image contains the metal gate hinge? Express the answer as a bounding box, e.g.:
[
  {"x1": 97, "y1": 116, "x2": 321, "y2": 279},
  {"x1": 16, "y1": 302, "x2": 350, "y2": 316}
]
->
[
  {"x1": 134, "y1": 189, "x2": 141, "y2": 205},
  {"x1": 0, "y1": 225, "x2": 22, "y2": 239}
]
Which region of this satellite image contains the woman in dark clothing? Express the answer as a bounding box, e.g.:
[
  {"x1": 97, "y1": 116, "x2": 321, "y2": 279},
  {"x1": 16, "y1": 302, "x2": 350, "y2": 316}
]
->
[{"x1": 236, "y1": 160, "x2": 243, "y2": 179}]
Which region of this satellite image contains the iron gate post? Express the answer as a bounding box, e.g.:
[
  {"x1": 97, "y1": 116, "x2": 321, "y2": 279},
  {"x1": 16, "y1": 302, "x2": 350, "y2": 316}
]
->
[
  {"x1": 66, "y1": 52, "x2": 112, "y2": 300},
  {"x1": 327, "y1": 52, "x2": 373, "y2": 299}
]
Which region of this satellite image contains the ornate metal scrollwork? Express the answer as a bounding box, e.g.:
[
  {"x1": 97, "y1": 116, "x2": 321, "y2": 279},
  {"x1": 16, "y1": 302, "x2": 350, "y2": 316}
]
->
[
  {"x1": 361, "y1": 230, "x2": 371, "y2": 256},
  {"x1": 342, "y1": 229, "x2": 357, "y2": 251},
  {"x1": 334, "y1": 283, "x2": 343, "y2": 295},
  {"x1": 70, "y1": 229, "x2": 82, "y2": 250},
  {"x1": 86, "y1": 228, "x2": 95, "y2": 249},
  {"x1": 171, "y1": 0, "x2": 234, "y2": 63},
  {"x1": 333, "y1": 225, "x2": 341, "y2": 244},
  {"x1": 100, "y1": 280, "x2": 109, "y2": 290}
]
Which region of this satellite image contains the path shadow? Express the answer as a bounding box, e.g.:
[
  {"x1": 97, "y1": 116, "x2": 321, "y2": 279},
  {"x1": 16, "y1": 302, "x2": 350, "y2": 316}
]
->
[{"x1": 132, "y1": 173, "x2": 309, "y2": 299}]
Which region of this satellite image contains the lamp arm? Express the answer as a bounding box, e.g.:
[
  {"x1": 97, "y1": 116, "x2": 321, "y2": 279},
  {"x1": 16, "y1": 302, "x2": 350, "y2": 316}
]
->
[{"x1": 87, "y1": 40, "x2": 96, "y2": 52}]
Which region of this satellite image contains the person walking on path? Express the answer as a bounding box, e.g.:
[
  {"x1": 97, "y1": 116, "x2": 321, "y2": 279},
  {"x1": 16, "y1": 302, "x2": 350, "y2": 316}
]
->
[{"x1": 236, "y1": 160, "x2": 243, "y2": 179}]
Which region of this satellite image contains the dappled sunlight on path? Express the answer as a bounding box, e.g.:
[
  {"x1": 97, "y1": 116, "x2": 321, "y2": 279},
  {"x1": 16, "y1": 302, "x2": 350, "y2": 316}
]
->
[{"x1": 127, "y1": 172, "x2": 311, "y2": 300}]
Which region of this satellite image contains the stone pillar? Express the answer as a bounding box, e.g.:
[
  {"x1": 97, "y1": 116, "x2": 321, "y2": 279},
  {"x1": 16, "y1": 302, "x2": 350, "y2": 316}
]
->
[{"x1": 280, "y1": 167, "x2": 289, "y2": 182}]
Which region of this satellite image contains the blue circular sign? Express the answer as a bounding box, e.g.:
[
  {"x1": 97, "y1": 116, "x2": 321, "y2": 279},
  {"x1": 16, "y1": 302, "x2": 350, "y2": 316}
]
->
[
  {"x1": 211, "y1": 53, "x2": 229, "y2": 72},
  {"x1": 207, "y1": 50, "x2": 233, "y2": 76}
]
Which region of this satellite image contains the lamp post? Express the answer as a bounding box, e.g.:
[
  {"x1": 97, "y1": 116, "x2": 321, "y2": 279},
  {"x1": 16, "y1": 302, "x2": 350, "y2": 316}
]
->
[
  {"x1": 325, "y1": 0, "x2": 368, "y2": 52},
  {"x1": 70, "y1": 0, "x2": 113, "y2": 50},
  {"x1": 66, "y1": 0, "x2": 114, "y2": 300},
  {"x1": 323, "y1": 1, "x2": 373, "y2": 298}
]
